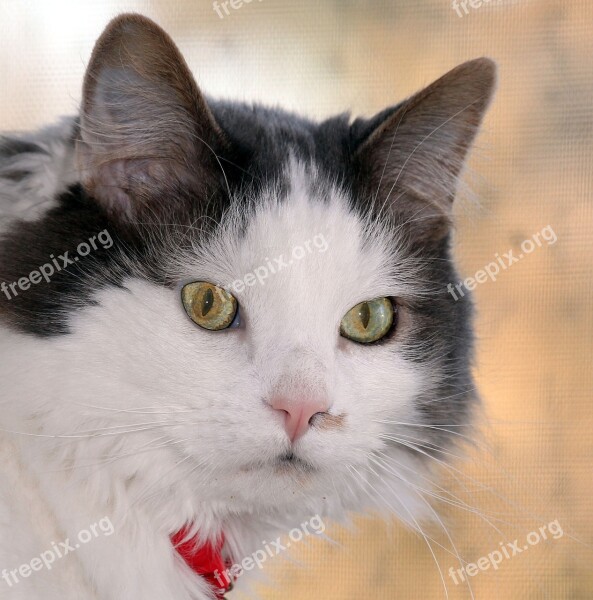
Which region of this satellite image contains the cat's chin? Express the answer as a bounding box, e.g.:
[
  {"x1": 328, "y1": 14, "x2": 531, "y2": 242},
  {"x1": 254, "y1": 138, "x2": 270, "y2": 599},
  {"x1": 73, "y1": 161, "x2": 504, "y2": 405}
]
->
[{"x1": 208, "y1": 457, "x2": 341, "y2": 509}]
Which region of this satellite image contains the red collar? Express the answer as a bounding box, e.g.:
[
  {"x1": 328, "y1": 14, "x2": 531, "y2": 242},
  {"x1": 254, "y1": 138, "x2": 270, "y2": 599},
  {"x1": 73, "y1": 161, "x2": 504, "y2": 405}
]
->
[{"x1": 171, "y1": 528, "x2": 233, "y2": 599}]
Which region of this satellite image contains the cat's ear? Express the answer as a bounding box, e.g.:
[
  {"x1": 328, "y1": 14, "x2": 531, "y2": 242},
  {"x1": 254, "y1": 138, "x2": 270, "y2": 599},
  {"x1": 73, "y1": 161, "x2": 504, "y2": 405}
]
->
[
  {"x1": 76, "y1": 13, "x2": 225, "y2": 221},
  {"x1": 354, "y1": 58, "x2": 496, "y2": 243}
]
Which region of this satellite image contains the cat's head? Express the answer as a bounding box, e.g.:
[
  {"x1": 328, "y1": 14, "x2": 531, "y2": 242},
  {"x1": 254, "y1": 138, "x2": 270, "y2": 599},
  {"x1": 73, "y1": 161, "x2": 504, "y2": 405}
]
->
[{"x1": 0, "y1": 14, "x2": 495, "y2": 525}]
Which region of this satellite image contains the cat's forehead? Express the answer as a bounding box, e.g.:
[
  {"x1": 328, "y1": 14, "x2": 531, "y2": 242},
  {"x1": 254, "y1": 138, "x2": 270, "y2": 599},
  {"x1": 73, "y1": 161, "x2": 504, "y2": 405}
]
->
[{"x1": 170, "y1": 160, "x2": 421, "y2": 314}]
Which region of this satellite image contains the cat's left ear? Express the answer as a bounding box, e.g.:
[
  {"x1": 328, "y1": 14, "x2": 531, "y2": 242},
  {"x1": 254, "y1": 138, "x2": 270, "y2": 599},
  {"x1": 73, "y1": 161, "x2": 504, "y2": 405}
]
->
[
  {"x1": 76, "y1": 13, "x2": 226, "y2": 221},
  {"x1": 353, "y1": 58, "x2": 497, "y2": 243}
]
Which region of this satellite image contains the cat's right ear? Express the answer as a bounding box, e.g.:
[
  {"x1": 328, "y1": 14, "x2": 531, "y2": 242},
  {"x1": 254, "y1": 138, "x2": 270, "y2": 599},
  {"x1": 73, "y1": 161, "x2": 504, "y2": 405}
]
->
[
  {"x1": 76, "y1": 14, "x2": 226, "y2": 221},
  {"x1": 352, "y1": 58, "x2": 496, "y2": 245}
]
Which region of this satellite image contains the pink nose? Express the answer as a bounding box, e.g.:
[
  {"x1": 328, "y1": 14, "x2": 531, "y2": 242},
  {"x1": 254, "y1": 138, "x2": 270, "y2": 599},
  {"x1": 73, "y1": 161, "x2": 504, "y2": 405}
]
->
[{"x1": 271, "y1": 396, "x2": 330, "y2": 442}]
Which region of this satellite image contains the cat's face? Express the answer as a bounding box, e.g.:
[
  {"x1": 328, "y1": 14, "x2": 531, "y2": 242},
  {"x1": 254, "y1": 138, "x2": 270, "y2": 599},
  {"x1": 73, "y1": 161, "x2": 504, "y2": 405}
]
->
[
  {"x1": 50, "y1": 179, "x2": 423, "y2": 514},
  {"x1": 0, "y1": 15, "x2": 495, "y2": 523}
]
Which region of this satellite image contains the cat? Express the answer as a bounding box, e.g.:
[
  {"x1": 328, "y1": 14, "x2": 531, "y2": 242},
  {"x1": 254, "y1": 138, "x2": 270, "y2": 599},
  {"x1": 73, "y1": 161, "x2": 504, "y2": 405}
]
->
[{"x1": 0, "y1": 13, "x2": 496, "y2": 600}]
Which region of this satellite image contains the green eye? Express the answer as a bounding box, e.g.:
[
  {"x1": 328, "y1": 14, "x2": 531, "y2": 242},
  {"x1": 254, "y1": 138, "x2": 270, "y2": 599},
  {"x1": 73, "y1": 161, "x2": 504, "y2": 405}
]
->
[
  {"x1": 181, "y1": 282, "x2": 238, "y2": 331},
  {"x1": 340, "y1": 297, "x2": 394, "y2": 344}
]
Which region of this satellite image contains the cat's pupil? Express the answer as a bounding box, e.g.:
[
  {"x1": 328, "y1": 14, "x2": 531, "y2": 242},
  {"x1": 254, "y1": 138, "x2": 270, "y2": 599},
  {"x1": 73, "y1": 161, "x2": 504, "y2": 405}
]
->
[
  {"x1": 202, "y1": 288, "x2": 214, "y2": 317},
  {"x1": 358, "y1": 302, "x2": 370, "y2": 329}
]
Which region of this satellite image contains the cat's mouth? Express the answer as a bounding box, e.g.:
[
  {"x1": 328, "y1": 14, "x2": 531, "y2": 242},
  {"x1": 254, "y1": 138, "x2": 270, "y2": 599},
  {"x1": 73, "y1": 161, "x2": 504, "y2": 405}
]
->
[
  {"x1": 236, "y1": 450, "x2": 320, "y2": 479},
  {"x1": 275, "y1": 451, "x2": 316, "y2": 472},
  {"x1": 239, "y1": 452, "x2": 318, "y2": 475}
]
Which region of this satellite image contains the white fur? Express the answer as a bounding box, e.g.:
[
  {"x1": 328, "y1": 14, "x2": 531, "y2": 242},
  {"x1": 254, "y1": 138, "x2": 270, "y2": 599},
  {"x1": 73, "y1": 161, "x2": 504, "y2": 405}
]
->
[{"x1": 0, "y1": 150, "x2": 438, "y2": 599}]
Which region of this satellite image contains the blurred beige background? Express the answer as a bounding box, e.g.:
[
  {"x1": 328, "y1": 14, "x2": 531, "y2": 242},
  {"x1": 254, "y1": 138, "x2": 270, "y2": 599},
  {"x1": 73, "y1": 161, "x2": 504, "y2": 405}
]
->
[{"x1": 1, "y1": 0, "x2": 592, "y2": 598}]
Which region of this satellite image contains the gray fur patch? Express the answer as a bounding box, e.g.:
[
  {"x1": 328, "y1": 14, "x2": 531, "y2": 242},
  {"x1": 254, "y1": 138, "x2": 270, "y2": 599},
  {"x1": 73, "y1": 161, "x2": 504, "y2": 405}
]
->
[{"x1": 0, "y1": 118, "x2": 78, "y2": 224}]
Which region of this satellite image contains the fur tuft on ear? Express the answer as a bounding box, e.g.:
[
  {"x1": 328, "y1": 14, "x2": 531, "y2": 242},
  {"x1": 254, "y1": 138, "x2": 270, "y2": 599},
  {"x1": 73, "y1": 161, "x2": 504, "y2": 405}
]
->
[
  {"x1": 354, "y1": 58, "x2": 497, "y2": 243},
  {"x1": 76, "y1": 13, "x2": 226, "y2": 221}
]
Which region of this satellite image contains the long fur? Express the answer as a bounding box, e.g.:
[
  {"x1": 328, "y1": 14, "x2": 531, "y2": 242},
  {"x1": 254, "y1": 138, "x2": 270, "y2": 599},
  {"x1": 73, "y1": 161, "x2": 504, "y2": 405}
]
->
[{"x1": 0, "y1": 14, "x2": 495, "y2": 600}]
